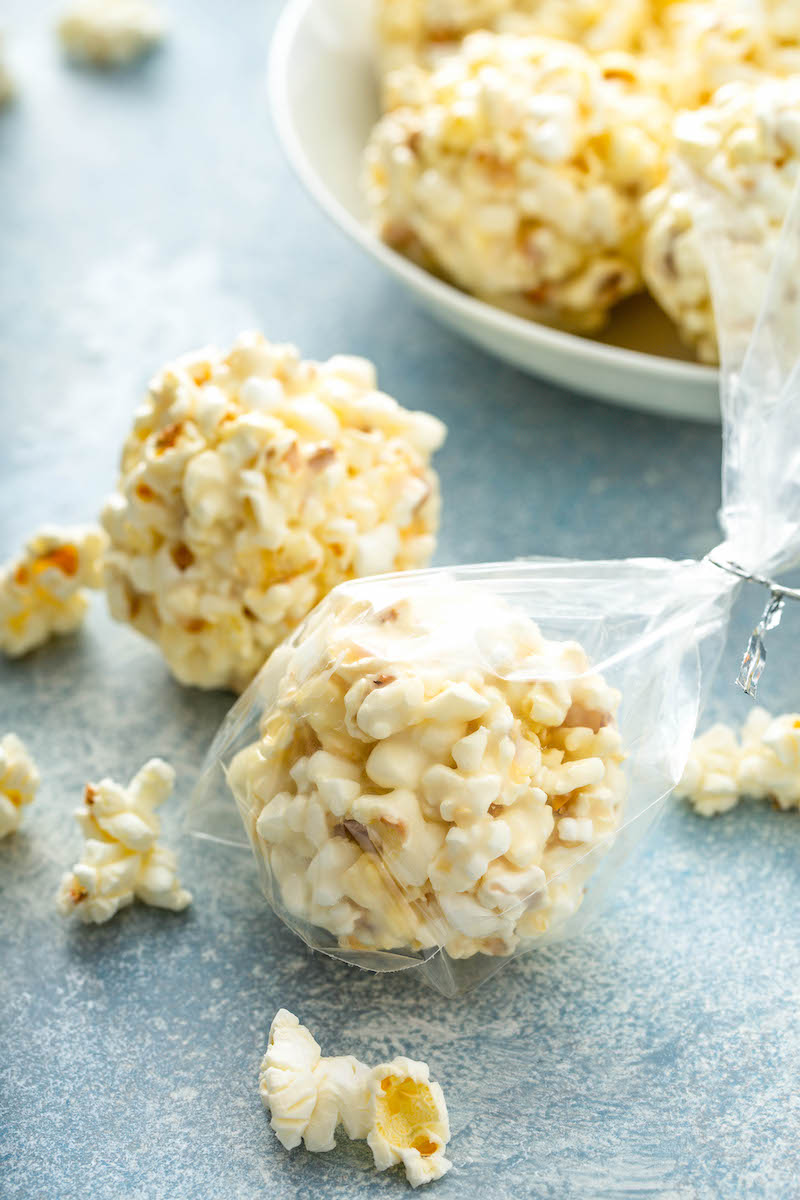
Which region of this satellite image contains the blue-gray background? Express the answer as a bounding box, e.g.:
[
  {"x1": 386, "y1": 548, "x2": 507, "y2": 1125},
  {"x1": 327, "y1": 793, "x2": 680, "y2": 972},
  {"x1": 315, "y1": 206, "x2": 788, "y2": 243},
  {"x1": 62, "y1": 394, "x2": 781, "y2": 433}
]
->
[{"x1": 1, "y1": 3, "x2": 798, "y2": 1197}]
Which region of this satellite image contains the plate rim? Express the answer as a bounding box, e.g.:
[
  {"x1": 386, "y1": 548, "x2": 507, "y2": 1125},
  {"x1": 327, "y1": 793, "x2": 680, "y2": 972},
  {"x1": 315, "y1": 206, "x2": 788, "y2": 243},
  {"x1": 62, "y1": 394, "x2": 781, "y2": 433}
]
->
[{"x1": 268, "y1": 0, "x2": 719, "y2": 389}]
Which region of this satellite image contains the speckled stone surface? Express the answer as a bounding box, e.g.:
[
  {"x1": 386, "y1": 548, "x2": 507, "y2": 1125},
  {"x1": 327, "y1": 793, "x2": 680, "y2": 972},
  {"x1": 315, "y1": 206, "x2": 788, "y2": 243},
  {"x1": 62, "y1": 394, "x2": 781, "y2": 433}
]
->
[{"x1": 1, "y1": 3, "x2": 799, "y2": 1198}]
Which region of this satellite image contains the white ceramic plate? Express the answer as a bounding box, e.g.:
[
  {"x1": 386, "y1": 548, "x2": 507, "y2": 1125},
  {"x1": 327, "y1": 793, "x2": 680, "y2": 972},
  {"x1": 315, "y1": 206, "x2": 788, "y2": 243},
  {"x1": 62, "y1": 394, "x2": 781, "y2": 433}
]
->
[{"x1": 268, "y1": 0, "x2": 720, "y2": 420}]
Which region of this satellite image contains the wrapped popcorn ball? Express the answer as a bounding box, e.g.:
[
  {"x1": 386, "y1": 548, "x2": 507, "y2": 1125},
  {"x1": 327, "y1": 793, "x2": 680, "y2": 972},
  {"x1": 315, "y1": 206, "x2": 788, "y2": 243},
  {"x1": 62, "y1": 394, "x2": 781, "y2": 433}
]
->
[
  {"x1": 365, "y1": 33, "x2": 671, "y2": 332},
  {"x1": 57, "y1": 0, "x2": 166, "y2": 66},
  {"x1": 227, "y1": 579, "x2": 626, "y2": 966},
  {"x1": 260, "y1": 1008, "x2": 451, "y2": 1187},
  {"x1": 101, "y1": 333, "x2": 445, "y2": 691},
  {"x1": 642, "y1": 75, "x2": 800, "y2": 363},
  {"x1": 0, "y1": 525, "x2": 106, "y2": 657},
  {"x1": 0, "y1": 734, "x2": 39, "y2": 839}
]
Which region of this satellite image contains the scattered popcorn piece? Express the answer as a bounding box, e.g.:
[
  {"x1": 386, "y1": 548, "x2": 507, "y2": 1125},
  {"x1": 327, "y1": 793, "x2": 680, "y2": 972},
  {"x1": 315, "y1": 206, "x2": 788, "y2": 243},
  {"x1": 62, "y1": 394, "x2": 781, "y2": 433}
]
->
[
  {"x1": 56, "y1": 758, "x2": 192, "y2": 923},
  {"x1": 677, "y1": 708, "x2": 800, "y2": 815},
  {"x1": 643, "y1": 75, "x2": 800, "y2": 364},
  {"x1": 229, "y1": 577, "x2": 625, "y2": 961},
  {"x1": 368, "y1": 1056, "x2": 451, "y2": 1188},
  {"x1": 259, "y1": 1010, "x2": 450, "y2": 1187},
  {"x1": 101, "y1": 333, "x2": 446, "y2": 691},
  {"x1": 365, "y1": 33, "x2": 671, "y2": 332},
  {"x1": 57, "y1": 0, "x2": 166, "y2": 66},
  {"x1": 0, "y1": 734, "x2": 39, "y2": 838},
  {"x1": 0, "y1": 525, "x2": 107, "y2": 657}
]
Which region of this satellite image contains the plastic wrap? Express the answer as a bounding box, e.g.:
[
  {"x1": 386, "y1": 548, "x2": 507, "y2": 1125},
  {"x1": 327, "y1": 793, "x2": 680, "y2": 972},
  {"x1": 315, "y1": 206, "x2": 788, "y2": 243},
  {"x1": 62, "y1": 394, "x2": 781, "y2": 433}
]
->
[{"x1": 190, "y1": 181, "x2": 800, "y2": 997}]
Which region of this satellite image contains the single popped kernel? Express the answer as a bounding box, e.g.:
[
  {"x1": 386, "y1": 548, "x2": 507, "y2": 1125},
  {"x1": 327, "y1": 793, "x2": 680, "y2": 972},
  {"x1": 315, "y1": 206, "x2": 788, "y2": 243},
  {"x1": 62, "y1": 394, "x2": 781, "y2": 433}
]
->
[
  {"x1": 57, "y1": 0, "x2": 166, "y2": 66},
  {"x1": 365, "y1": 33, "x2": 671, "y2": 332},
  {"x1": 0, "y1": 525, "x2": 107, "y2": 657},
  {"x1": 368, "y1": 1056, "x2": 451, "y2": 1188},
  {"x1": 259, "y1": 1010, "x2": 449, "y2": 1187},
  {"x1": 677, "y1": 708, "x2": 800, "y2": 815},
  {"x1": 0, "y1": 734, "x2": 39, "y2": 838},
  {"x1": 229, "y1": 577, "x2": 625, "y2": 961},
  {"x1": 101, "y1": 333, "x2": 446, "y2": 691},
  {"x1": 643, "y1": 76, "x2": 800, "y2": 364},
  {"x1": 56, "y1": 758, "x2": 192, "y2": 923}
]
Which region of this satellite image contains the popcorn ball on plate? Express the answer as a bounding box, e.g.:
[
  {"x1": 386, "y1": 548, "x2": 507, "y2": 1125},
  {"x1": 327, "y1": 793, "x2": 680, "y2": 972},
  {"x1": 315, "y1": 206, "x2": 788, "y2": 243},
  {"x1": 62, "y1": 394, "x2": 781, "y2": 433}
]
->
[
  {"x1": 228, "y1": 576, "x2": 625, "y2": 963},
  {"x1": 0, "y1": 734, "x2": 39, "y2": 839},
  {"x1": 642, "y1": 76, "x2": 800, "y2": 363},
  {"x1": 377, "y1": 0, "x2": 652, "y2": 79},
  {"x1": 365, "y1": 33, "x2": 671, "y2": 332},
  {"x1": 101, "y1": 333, "x2": 446, "y2": 692},
  {"x1": 260, "y1": 1009, "x2": 451, "y2": 1187},
  {"x1": 57, "y1": 0, "x2": 166, "y2": 66},
  {"x1": 56, "y1": 758, "x2": 191, "y2": 924},
  {"x1": 0, "y1": 525, "x2": 106, "y2": 657}
]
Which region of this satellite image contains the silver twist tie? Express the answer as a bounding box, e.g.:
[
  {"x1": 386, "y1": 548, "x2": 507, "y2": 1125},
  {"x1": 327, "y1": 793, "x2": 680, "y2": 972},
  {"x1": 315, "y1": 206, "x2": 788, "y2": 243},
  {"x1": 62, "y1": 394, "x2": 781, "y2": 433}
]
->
[{"x1": 707, "y1": 556, "x2": 800, "y2": 698}]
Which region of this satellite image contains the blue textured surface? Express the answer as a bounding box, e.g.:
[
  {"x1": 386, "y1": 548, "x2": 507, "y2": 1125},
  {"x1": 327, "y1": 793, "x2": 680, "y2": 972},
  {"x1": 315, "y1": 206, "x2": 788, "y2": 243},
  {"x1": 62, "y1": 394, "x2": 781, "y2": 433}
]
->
[{"x1": 1, "y1": 3, "x2": 799, "y2": 1198}]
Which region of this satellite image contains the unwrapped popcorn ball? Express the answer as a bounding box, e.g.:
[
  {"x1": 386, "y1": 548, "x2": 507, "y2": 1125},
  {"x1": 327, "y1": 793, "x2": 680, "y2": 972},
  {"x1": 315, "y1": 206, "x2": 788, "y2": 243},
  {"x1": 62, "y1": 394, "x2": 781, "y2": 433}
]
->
[
  {"x1": 260, "y1": 1009, "x2": 451, "y2": 1188},
  {"x1": 643, "y1": 75, "x2": 800, "y2": 364},
  {"x1": 57, "y1": 758, "x2": 191, "y2": 923},
  {"x1": 0, "y1": 525, "x2": 106, "y2": 657},
  {"x1": 678, "y1": 707, "x2": 800, "y2": 815},
  {"x1": 0, "y1": 734, "x2": 39, "y2": 838},
  {"x1": 365, "y1": 33, "x2": 671, "y2": 331},
  {"x1": 376, "y1": 0, "x2": 651, "y2": 77},
  {"x1": 227, "y1": 576, "x2": 625, "y2": 964},
  {"x1": 57, "y1": 0, "x2": 166, "y2": 66},
  {"x1": 101, "y1": 333, "x2": 446, "y2": 692}
]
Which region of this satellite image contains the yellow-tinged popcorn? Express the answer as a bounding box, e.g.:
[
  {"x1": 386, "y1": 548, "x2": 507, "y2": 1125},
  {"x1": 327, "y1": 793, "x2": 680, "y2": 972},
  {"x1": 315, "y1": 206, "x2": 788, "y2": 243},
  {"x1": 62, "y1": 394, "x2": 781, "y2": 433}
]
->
[
  {"x1": 365, "y1": 33, "x2": 671, "y2": 332},
  {"x1": 377, "y1": 0, "x2": 652, "y2": 79},
  {"x1": 229, "y1": 578, "x2": 625, "y2": 961},
  {"x1": 0, "y1": 734, "x2": 39, "y2": 839},
  {"x1": 101, "y1": 333, "x2": 446, "y2": 692},
  {"x1": 642, "y1": 76, "x2": 800, "y2": 364},
  {"x1": 0, "y1": 525, "x2": 107, "y2": 657},
  {"x1": 368, "y1": 1057, "x2": 451, "y2": 1188},
  {"x1": 57, "y1": 0, "x2": 166, "y2": 66},
  {"x1": 0, "y1": 35, "x2": 14, "y2": 106},
  {"x1": 677, "y1": 707, "x2": 800, "y2": 815},
  {"x1": 56, "y1": 758, "x2": 192, "y2": 923},
  {"x1": 259, "y1": 1010, "x2": 450, "y2": 1187}
]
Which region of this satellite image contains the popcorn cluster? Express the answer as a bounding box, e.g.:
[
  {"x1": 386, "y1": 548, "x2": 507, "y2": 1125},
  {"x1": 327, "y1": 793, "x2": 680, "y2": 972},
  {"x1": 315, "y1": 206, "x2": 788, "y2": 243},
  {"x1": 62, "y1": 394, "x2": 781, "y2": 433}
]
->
[
  {"x1": 678, "y1": 708, "x2": 800, "y2": 816},
  {"x1": 377, "y1": 0, "x2": 650, "y2": 76},
  {"x1": 57, "y1": 0, "x2": 166, "y2": 66},
  {"x1": 643, "y1": 76, "x2": 800, "y2": 363},
  {"x1": 0, "y1": 525, "x2": 106, "y2": 657},
  {"x1": 371, "y1": 3, "x2": 800, "y2": 351},
  {"x1": 260, "y1": 1009, "x2": 451, "y2": 1188},
  {"x1": 228, "y1": 579, "x2": 625, "y2": 962},
  {"x1": 0, "y1": 734, "x2": 39, "y2": 839},
  {"x1": 101, "y1": 333, "x2": 445, "y2": 692},
  {"x1": 365, "y1": 33, "x2": 672, "y2": 331},
  {"x1": 56, "y1": 758, "x2": 192, "y2": 923}
]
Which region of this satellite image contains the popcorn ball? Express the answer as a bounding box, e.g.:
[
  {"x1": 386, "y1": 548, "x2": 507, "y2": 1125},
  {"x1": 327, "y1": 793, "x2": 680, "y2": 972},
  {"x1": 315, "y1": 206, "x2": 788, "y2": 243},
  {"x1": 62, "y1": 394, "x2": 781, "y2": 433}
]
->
[
  {"x1": 365, "y1": 33, "x2": 671, "y2": 332},
  {"x1": 0, "y1": 525, "x2": 106, "y2": 657},
  {"x1": 642, "y1": 76, "x2": 800, "y2": 364},
  {"x1": 227, "y1": 576, "x2": 625, "y2": 963},
  {"x1": 260, "y1": 1009, "x2": 451, "y2": 1187},
  {"x1": 57, "y1": 0, "x2": 166, "y2": 66},
  {"x1": 678, "y1": 708, "x2": 800, "y2": 815},
  {"x1": 377, "y1": 0, "x2": 651, "y2": 77},
  {"x1": 101, "y1": 333, "x2": 446, "y2": 692},
  {"x1": 57, "y1": 758, "x2": 192, "y2": 923},
  {"x1": 0, "y1": 734, "x2": 39, "y2": 839}
]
